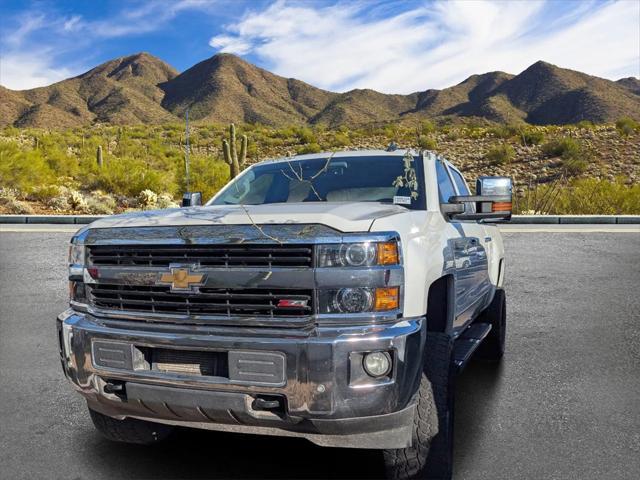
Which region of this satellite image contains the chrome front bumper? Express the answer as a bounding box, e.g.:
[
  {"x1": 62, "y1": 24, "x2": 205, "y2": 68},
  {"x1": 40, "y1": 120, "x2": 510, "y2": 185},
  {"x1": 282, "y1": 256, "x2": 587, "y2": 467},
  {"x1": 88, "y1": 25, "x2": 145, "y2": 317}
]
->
[{"x1": 57, "y1": 309, "x2": 426, "y2": 449}]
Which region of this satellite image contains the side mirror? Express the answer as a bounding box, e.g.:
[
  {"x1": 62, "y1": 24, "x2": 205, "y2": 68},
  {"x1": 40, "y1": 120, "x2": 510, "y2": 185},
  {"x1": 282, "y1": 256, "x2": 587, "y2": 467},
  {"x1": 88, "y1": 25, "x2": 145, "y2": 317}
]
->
[
  {"x1": 442, "y1": 176, "x2": 512, "y2": 222},
  {"x1": 181, "y1": 192, "x2": 202, "y2": 207}
]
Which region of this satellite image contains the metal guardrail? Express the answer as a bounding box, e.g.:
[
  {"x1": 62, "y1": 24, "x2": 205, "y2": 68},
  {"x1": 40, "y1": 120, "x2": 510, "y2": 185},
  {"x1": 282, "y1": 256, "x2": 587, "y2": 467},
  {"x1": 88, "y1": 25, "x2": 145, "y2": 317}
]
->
[
  {"x1": 0, "y1": 215, "x2": 104, "y2": 224},
  {"x1": 1, "y1": 214, "x2": 639, "y2": 225},
  {"x1": 508, "y1": 215, "x2": 640, "y2": 224}
]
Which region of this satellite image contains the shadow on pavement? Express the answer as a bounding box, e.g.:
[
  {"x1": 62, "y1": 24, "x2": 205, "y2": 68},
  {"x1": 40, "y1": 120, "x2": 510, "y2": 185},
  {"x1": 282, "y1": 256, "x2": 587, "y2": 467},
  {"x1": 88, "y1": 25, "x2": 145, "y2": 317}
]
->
[
  {"x1": 78, "y1": 359, "x2": 504, "y2": 479},
  {"x1": 454, "y1": 359, "x2": 505, "y2": 471},
  {"x1": 84, "y1": 424, "x2": 383, "y2": 479}
]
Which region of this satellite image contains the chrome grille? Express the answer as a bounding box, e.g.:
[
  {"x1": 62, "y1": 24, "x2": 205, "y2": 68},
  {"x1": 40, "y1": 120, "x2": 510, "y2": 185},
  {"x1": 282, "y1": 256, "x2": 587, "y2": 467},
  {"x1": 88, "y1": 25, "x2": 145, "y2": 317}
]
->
[
  {"x1": 89, "y1": 284, "x2": 313, "y2": 318},
  {"x1": 87, "y1": 244, "x2": 313, "y2": 268}
]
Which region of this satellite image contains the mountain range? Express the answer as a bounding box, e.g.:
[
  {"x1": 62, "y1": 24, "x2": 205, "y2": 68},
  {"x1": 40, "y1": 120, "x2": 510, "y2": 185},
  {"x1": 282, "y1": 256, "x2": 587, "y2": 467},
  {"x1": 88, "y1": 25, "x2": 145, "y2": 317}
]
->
[{"x1": 1, "y1": 52, "x2": 638, "y2": 129}]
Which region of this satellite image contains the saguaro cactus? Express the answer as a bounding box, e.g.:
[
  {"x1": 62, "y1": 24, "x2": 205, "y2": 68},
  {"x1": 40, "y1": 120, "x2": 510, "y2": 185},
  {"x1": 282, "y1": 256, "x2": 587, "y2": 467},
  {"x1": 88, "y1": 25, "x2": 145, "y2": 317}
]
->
[
  {"x1": 222, "y1": 123, "x2": 247, "y2": 179},
  {"x1": 96, "y1": 145, "x2": 103, "y2": 168}
]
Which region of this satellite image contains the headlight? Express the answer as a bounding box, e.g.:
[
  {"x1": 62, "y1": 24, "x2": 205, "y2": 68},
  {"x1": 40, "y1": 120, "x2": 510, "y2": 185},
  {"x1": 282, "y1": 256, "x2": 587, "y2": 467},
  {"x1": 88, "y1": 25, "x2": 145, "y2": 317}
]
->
[
  {"x1": 68, "y1": 244, "x2": 86, "y2": 301},
  {"x1": 333, "y1": 287, "x2": 374, "y2": 313},
  {"x1": 317, "y1": 241, "x2": 399, "y2": 267},
  {"x1": 68, "y1": 244, "x2": 86, "y2": 266},
  {"x1": 319, "y1": 286, "x2": 399, "y2": 314}
]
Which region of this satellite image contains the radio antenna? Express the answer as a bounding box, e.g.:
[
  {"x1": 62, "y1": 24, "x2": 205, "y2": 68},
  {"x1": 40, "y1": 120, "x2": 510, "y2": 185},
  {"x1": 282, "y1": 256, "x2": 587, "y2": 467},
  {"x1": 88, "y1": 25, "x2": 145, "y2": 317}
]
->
[{"x1": 185, "y1": 108, "x2": 190, "y2": 192}]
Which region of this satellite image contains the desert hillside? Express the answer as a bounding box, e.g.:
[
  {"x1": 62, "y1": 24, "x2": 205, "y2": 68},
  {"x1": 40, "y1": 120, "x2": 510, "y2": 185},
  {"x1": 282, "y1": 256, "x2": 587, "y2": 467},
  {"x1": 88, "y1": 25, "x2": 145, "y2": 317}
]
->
[
  {"x1": 2, "y1": 53, "x2": 638, "y2": 128},
  {"x1": 1, "y1": 120, "x2": 638, "y2": 215}
]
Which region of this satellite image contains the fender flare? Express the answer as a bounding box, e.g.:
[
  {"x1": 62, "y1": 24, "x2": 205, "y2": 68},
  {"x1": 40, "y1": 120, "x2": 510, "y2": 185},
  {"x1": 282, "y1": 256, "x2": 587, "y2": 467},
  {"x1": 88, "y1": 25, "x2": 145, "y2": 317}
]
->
[{"x1": 425, "y1": 274, "x2": 455, "y2": 334}]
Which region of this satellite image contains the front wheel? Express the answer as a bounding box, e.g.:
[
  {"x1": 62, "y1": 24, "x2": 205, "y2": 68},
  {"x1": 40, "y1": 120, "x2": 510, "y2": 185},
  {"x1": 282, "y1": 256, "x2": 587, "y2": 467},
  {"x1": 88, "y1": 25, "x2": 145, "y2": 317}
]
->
[
  {"x1": 384, "y1": 332, "x2": 455, "y2": 480},
  {"x1": 89, "y1": 408, "x2": 173, "y2": 445}
]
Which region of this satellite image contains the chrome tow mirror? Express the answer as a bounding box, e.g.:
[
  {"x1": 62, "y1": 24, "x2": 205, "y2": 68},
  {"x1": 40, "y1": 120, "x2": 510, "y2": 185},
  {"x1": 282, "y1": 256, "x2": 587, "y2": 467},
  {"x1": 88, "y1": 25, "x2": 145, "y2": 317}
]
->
[{"x1": 442, "y1": 176, "x2": 512, "y2": 222}]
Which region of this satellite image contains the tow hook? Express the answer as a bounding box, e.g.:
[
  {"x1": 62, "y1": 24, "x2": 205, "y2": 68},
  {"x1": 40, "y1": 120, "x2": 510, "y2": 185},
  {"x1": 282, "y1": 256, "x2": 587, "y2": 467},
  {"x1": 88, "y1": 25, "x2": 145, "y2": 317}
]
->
[
  {"x1": 252, "y1": 396, "x2": 283, "y2": 412},
  {"x1": 104, "y1": 381, "x2": 126, "y2": 398}
]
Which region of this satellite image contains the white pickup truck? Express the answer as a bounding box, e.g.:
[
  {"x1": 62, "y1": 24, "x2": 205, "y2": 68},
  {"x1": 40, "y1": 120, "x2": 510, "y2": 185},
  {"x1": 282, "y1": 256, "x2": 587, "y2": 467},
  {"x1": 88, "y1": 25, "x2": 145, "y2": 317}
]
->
[{"x1": 59, "y1": 149, "x2": 510, "y2": 479}]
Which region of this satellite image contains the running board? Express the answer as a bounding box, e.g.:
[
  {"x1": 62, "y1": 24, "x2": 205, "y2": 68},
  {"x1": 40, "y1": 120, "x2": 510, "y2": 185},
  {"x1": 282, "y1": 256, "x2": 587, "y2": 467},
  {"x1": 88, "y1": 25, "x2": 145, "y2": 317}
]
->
[{"x1": 453, "y1": 323, "x2": 492, "y2": 372}]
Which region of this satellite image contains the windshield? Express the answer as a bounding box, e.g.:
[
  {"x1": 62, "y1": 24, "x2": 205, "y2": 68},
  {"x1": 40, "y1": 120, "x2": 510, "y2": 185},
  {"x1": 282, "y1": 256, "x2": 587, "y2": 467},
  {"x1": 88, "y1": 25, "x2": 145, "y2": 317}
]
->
[{"x1": 209, "y1": 154, "x2": 426, "y2": 209}]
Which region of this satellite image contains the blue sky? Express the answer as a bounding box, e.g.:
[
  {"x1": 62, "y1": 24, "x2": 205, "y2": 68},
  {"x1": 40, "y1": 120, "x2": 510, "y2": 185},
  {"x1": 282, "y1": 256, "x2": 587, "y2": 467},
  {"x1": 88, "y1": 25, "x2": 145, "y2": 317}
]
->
[{"x1": 1, "y1": 0, "x2": 638, "y2": 92}]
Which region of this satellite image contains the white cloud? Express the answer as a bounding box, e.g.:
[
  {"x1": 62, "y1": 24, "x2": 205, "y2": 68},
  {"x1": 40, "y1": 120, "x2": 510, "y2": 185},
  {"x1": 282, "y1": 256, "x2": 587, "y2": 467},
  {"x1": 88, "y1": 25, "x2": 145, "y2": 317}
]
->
[
  {"x1": 210, "y1": 0, "x2": 640, "y2": 93},
  {"x1": 91, "y1": 0, "x2": 216, "y2": 38},
  {"x1": 0, "y1": 52, "x2": 74, "y2": 90},
  {"x1": 4, "y1": 13, "x2": 46, "y2": 47},
  {"x1": 209, "y1": 35, "x2": 253, "y2": 55},
  {"x1": 62, "y1": 15, "x2": 83, "y2": 32}
]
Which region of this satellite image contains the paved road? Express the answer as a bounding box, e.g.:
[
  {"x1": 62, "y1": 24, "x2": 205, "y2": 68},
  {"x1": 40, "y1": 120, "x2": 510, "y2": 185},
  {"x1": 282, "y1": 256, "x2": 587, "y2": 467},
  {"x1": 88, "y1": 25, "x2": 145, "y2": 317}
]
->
[{"x1": 1, "y1": 228, "x2": 638, "y2": 479}]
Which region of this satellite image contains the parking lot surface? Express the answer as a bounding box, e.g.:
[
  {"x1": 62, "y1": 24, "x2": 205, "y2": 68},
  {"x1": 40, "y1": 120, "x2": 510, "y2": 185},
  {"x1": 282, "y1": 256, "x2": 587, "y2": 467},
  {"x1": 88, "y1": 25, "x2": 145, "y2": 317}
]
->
[{"x1": 0, "y1": 228, "x2": 638, "y2": 479}]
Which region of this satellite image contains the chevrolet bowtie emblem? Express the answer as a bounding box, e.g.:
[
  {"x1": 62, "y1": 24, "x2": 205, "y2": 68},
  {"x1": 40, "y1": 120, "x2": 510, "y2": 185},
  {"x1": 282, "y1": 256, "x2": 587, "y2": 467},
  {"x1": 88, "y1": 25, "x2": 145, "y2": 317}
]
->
[{"x1": 158, "y1": 266, "x2": 206, "y2": 292}]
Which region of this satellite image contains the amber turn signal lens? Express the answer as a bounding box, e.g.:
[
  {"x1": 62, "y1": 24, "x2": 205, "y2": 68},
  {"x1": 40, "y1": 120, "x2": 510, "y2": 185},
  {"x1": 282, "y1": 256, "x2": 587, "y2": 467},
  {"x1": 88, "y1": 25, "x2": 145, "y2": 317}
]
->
[
  {"x1": 375, "y1": 287, "x2": 399, "y2": 311},
  {"x1": 492, "y1": 202, "x2": 512, "y2": 212},
  {"x1": 377, "y1": 242, "x2": 399, "y2": 265}
]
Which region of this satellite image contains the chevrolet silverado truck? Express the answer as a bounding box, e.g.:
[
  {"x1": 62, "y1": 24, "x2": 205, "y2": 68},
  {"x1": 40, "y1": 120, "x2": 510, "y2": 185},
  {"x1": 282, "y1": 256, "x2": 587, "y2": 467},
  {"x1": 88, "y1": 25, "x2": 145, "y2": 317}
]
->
[{"x1": 58, "y1": 149, "x2": 510, "y2": 479}]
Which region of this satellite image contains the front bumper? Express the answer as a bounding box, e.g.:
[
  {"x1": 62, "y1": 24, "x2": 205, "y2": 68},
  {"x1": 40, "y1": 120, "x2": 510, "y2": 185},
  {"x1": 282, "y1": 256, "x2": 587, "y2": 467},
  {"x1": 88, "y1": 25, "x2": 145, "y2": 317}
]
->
[{"x1": 57, "y1": 309, "x2": 426, "y2": 449}]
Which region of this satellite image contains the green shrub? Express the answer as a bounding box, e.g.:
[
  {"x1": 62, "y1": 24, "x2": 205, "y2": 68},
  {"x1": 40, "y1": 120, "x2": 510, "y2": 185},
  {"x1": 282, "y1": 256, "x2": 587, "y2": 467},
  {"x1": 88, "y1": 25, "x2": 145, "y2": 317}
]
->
[
  {"x1": 562, "y1": 158, "x2": 589, "y2": 175},
  {"x1": 541, "y1": 137, "x2": 582, "y2": 159},
  {"x1": 456, "y1": 126, "x2": 481, "y2": 139},
  {"x1": 444, "y1": 128, "x2": 460, "y2": 141},
  {"x1": 485, "y1": 144, "x2": 515, "y2": 165},
  {"x1": 615, "y1": 117, "x2": 639, "y2": 137},
  {"x1": 331, "y1": 132, "x2": 351, "y2": 147},
  {"x1": 90, "y1": 157, "x2": 170, "y2": 197},
  {"x1": 575, "y1": 120, "x2": 596, "y2": 130},
  {"x1": 296, "y1": 127, "x2": 316, "y2": 144},
  {"x1": 2, "y1": 126, "x2": 20, "y2": 137},
  {"x1": 488, "y1": 124, "x2": 520, "y2": 139},
  {"x1": 383, "y1": 124, "x2": 398, "y2": 140},
  {"x1": 44, "y1": 147, "x2": 80, "y2": 177},
  {"x1": 417, "y1": 120, "x2": 436, "y2": 135},
  {"x1": 552, "y1": 178, "x2": 640, "y2": 214},
  {"x1": 417, "y1": 135, "x2": 438, "y2": 150},
  {"x1": 297, "y1": 143, "x2": 322, "y2": 154},
  {"x1": 29, "y1": 185, "x2": 61, "y2": 202},
  {"x1": 174, "y1": 156, "x2": 230, "y2": 202},
  {"x1": 0, "y1": 142, "x2": 56, "y2": 193},
  {"x1": 519, "y1": 129, "x2": 545, "y2": 145}
]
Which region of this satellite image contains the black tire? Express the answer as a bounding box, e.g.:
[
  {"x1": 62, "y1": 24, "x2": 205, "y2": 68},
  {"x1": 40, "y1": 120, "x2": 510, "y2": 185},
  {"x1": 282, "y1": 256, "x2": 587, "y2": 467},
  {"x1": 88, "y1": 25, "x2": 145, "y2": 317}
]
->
[
  {"x1": 89, "y1": 408, "x2": 173, "y2": 445},
  {"x1": 384, "y1": 332, "x2": 455, "y2": 480},
  {"x1": 475, "y1": 288, "x2": 506, "y2": 362}
]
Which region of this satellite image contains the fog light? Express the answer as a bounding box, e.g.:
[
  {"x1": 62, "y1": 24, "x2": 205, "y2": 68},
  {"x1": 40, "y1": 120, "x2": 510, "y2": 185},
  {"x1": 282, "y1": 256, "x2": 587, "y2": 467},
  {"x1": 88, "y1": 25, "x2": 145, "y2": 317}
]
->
[{"x1": 363, "y1": 351, "x2": 392, "y2": 377}]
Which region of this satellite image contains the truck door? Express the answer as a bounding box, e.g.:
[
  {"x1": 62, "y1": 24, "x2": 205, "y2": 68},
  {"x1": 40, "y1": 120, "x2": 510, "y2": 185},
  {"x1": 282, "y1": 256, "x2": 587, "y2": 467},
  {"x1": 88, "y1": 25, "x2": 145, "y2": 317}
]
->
[{"x1": 437, "y1": 161, "x2": 492, "y2": 328}]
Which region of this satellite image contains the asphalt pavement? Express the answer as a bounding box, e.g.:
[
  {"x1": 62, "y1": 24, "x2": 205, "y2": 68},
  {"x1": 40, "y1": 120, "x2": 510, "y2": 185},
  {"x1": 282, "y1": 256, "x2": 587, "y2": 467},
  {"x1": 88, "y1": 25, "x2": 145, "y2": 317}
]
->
[{"x1": 0, "y1": 227, "x2": 638, "y2": 479}]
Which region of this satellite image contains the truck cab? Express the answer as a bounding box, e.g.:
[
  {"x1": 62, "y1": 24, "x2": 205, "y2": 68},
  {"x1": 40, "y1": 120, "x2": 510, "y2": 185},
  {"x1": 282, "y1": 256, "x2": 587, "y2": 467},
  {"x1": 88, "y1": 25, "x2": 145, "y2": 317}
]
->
[{"x1": 58, "y1": 149, "x2": 511, "y2": 479}]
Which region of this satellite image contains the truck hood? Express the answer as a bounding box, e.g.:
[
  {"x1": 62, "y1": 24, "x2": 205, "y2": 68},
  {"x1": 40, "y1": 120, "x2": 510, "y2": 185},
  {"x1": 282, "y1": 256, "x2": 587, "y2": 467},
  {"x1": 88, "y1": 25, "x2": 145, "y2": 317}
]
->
[{"x1": 83, "y1": 202, "x2": 409, "y2": 233}]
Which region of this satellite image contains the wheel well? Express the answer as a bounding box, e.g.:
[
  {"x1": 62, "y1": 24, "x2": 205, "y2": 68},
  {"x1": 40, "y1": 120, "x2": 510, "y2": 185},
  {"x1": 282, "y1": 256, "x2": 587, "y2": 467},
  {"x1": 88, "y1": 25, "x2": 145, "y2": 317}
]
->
[{"x1": 426, "y1": 274, "x2": 455, "y2": 333}]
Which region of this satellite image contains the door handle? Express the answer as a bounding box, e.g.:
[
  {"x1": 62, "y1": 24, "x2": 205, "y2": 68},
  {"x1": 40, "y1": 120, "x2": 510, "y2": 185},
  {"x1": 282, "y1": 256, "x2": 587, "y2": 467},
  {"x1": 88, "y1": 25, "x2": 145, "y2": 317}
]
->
[{"x1": 484, "y1": 237, "x2": 492, "y2": 242}]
